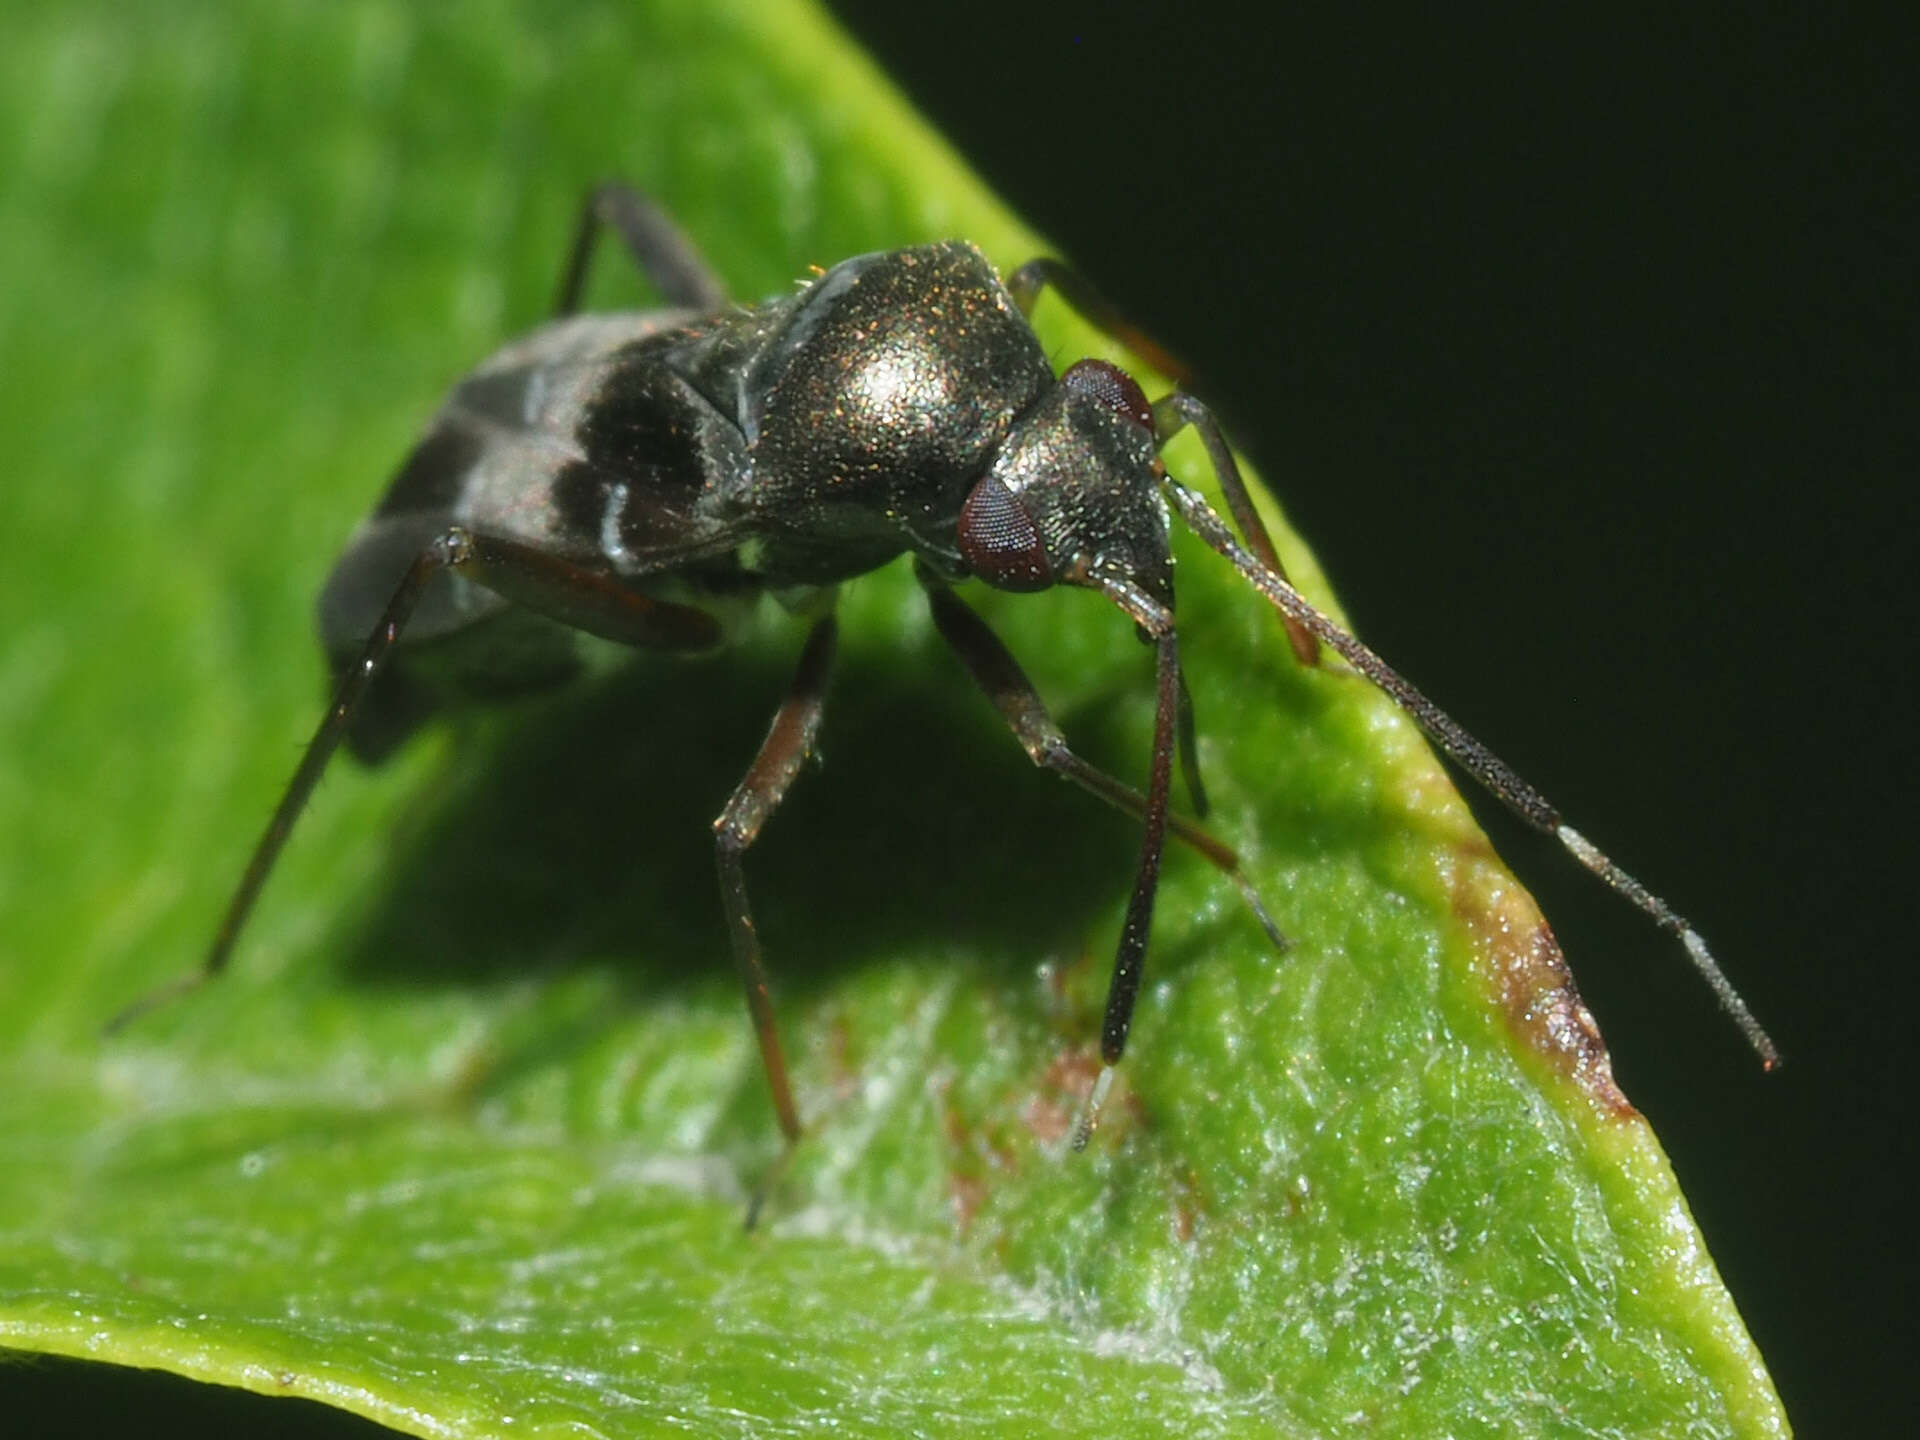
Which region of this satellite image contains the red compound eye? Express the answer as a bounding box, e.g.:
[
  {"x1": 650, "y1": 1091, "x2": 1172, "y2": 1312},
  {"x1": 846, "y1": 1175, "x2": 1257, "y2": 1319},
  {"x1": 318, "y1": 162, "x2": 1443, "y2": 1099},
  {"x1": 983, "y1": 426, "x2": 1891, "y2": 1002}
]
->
[
  {"x1": 957, "y1": 474, "x2": 1052, "y2": 591},
  {"x1": 1062, "y1": 358, "x2": 1153, "y2": 432}
]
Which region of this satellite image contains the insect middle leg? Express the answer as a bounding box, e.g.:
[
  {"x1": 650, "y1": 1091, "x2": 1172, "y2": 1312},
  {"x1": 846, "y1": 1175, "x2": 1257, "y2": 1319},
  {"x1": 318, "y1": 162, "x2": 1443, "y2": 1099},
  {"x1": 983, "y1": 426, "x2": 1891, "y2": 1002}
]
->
[{"x1": 713, "y1": 615, "x2": 840, "y2": 1146}]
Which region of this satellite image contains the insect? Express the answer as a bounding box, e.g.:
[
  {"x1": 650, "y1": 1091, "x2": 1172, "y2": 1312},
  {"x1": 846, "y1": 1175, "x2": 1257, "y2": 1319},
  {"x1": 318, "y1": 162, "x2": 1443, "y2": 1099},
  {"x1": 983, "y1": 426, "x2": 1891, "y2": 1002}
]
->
[{"x1": 111, "y1": 183, "x2": 1776, "y2": 1166}]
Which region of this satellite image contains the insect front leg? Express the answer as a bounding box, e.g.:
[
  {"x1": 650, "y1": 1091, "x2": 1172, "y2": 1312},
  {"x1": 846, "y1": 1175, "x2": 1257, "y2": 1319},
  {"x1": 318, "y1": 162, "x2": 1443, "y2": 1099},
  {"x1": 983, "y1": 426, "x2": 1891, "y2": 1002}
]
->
[
  {"x1": 918, "y1": 565, "x2": 1291, "y2": 1089},
  {"x1": 713, "y1": 615, "x2": 840, "y2": 1151},
  {"x1": 916, "y1": 567, "x2": 1283, "y2": 948},
  {"x1": 553, "y1": 182, "x2": 730, "y2": 316}
]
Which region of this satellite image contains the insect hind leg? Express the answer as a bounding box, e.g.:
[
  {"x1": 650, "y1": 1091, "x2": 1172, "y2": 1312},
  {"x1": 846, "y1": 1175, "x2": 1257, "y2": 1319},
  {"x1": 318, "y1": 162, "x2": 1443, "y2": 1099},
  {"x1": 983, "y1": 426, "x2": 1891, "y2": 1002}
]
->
[
  {"x1": 712, "y1": 614, "x2": 839, "y2": 1208},
  {"x1": 554, "y1": 182, "x2": 730, "y2": 316},
  {"x1": 106, "y1": 525, "x2": 726, "y2": 1039},
  {"x1": 106, "y1": 528, "x2": 477, "y2": 1036}
]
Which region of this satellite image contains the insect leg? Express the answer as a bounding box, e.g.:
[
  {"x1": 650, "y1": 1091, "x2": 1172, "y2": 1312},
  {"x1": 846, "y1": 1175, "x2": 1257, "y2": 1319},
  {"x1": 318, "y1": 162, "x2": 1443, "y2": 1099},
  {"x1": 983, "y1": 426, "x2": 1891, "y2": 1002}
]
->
[
  {"x1": 553, "y1": 182, "x2": 730, "y2": 316},
  {"x1": 1151, "y1": 391, "x2": 1320, "y2": 666},
  {"x1": 1006, "y1": 257, "x2": 1192, "y2": 387},
  {"x1": 925, "y1": 572, "x2": 1272, "y2": 1149},
  {"x1": 916, "y1": 566, "x2": 1283, "y2": 951},
  {"x1": 1162, "y1": 476, "x2": 1781, "y2": 1068},
  {"x1": 1174, "y1": 666, "x2": 1209, "y2": 817},
  {"x1": 108, "y1": 528, "x2": 726, "y2": 1037},
  {"x1": 452, "y1": 530, "x2": 723, "y2": 651},
  {"x1": 106, "y1": 529, "x2": 476, "y2": 1034},
  {"x1": 1082, "y1": 594, "x2": 1183, "y2": 1150},
  {"x1": 713, "y1": 615, "x2": 840, "y2": 1148}
]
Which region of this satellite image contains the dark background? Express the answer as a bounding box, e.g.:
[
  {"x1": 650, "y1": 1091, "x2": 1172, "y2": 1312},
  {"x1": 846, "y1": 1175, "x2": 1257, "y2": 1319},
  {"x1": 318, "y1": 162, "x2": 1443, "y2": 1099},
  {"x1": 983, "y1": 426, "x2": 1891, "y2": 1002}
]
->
[
  {"x1": 823, "y1": 6, "x2": 1904, "y2": 1435},
  {"x1": 14, "y1": 5, "x2": 1909, "y2": 1435}
]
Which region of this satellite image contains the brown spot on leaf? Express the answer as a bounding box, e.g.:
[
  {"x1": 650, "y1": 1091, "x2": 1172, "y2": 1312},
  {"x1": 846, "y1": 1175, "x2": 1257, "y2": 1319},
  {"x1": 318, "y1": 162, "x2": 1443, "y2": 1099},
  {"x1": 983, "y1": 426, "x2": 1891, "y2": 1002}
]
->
[
  {"x1": 934, "y1": 1075, "x2": 989, "y2": 1233},
  {"x1": 1169, "y1": 1166, "x2": 1205, "y2": 1244},
  {"x1": 1022, "y1": 1047, "x2": 1104, "y2": 1147},
  {"x1": 949, "y1": 1168, "x2": 989, "y2": 1234},
  {"x1": 1452, "y1": 850, "x2": 1636, "y2": 1117},
  {"x1": 937, "y1": 1072, "x2": 1021, "y2": 1234}
]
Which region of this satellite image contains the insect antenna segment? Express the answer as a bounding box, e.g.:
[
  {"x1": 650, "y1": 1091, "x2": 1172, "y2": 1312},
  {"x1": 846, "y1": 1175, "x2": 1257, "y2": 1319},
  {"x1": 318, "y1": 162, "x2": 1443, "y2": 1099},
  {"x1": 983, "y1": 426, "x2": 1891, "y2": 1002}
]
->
[{"x1": 1161, "y1": 474, "x2": 1780, "y2": 1071}]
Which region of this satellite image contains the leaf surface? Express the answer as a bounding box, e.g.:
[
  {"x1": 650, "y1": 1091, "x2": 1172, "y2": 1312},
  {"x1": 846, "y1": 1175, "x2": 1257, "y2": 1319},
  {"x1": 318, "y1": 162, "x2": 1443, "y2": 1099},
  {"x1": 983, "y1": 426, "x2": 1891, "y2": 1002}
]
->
[{"x1": 0, "y1": 2, "x2": 1785, "y2": 1436}]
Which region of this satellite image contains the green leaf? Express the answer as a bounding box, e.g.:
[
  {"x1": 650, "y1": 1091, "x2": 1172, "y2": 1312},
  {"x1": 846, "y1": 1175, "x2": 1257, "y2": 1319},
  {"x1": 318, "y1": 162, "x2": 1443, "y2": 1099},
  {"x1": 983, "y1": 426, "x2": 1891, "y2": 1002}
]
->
[{"x1": 0, "y1": 1, "x2": 1786, "y2": 1436}]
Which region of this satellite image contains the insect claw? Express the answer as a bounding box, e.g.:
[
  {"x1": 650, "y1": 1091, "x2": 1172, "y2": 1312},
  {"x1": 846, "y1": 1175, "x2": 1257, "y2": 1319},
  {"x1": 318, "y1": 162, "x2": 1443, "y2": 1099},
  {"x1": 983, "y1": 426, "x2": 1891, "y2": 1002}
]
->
[
  {"x1": 1071, "y1": 1066, "x2": 1117, "y2": 1152},
  {"x1": 744, "y1": 1135, "x2": 804, "y2": 1232},
  {"x1": 103, "y1": 971, "x2": 208, "y2": 1038},
  {"x1": 1235, "y1": 874, "x2": 1290, "y2": 953}
]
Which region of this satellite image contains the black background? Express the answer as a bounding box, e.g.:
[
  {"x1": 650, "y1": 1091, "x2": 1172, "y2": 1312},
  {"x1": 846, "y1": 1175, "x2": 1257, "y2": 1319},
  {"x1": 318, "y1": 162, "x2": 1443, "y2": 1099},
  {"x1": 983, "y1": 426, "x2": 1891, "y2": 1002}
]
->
[
  {"x1": 13, "y1": 5, "x2": 1910, "y2": 1434},
  {"x1": 821, "y1": 5, "x2": 1905, "y2": 1435}
]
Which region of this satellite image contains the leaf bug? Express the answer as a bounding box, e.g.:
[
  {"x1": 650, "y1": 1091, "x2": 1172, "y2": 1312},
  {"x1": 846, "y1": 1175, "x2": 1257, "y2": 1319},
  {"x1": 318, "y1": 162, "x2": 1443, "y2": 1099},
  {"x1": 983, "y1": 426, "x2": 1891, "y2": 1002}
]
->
[{"x1": 110, "y1": 183, "x2": 1776, "y2": 1173}]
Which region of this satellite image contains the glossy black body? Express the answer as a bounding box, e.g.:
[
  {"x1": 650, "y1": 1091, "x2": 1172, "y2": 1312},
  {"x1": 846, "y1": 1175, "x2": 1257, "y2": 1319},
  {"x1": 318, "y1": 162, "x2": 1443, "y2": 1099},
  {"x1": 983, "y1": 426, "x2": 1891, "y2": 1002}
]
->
[{"x1": 318, "y1": 241, "x2": 1166, "y2": 760}]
